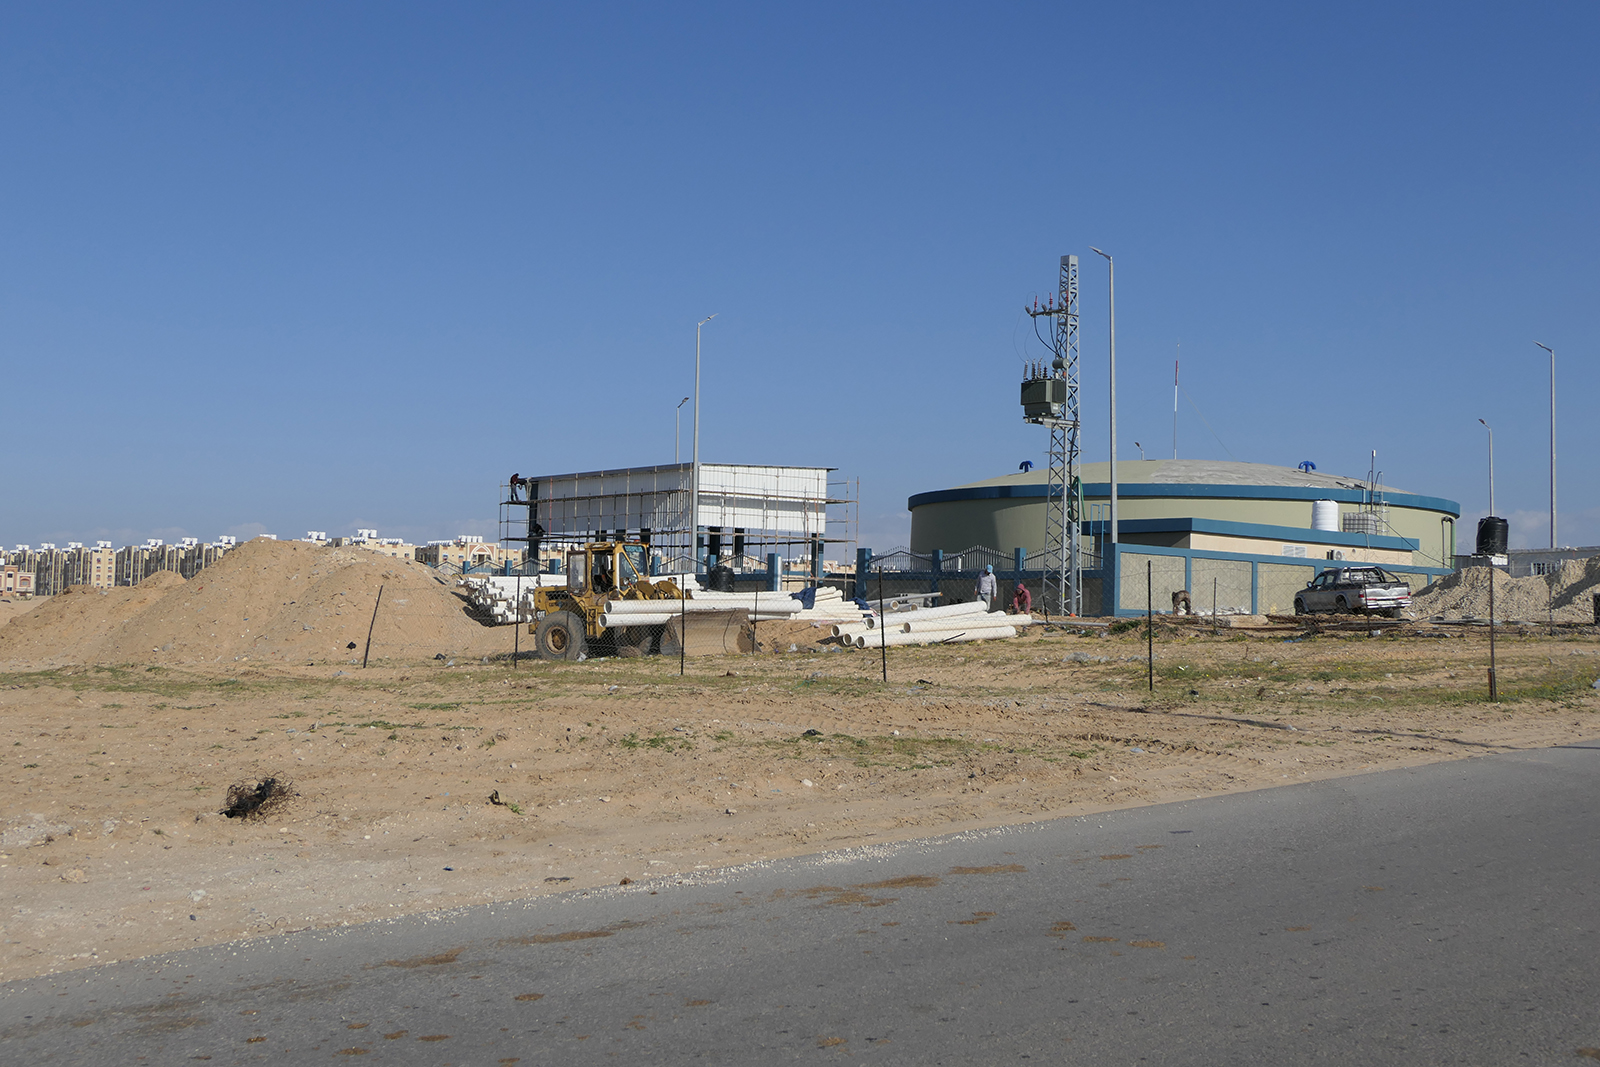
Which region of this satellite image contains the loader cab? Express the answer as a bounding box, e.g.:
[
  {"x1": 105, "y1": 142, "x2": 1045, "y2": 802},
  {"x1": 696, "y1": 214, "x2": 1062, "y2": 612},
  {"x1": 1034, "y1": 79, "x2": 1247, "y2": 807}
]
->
[{"x1": 565, "y1": 542, "x2": 650, "y2": 598}]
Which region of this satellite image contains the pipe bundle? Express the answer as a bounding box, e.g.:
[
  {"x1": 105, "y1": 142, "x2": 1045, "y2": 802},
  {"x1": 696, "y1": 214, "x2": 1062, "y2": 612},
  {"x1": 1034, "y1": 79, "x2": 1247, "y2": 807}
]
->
[
  {"x1": 835, "y1": 599, "x2": 1034, "y2": 647},
  {"x1": 599, "y1": 586, "x2": 861, "y2": 629}
]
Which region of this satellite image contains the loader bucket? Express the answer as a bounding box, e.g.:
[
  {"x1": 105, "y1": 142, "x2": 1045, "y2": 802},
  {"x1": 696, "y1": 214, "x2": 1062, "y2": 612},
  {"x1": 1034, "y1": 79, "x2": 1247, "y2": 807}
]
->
[{"x1": 662, "y1": 609, "x2": 754, "y2": 656}]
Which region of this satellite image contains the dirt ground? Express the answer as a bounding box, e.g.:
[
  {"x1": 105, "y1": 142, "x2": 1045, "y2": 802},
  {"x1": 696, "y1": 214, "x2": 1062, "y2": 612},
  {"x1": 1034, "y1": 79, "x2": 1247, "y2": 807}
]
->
[
  {"x1": 0, "y1": 597, "x2": 40, "y2": 630},
  {"x1": 3, "y1": 618, "x2": 1598, "y2": 984}
]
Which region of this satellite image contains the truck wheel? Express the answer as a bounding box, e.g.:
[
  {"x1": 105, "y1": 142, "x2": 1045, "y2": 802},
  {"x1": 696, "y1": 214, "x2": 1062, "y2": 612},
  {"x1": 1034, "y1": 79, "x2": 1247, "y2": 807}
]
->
[
  {"x1": 1335, "y1": 596, "x2": 1350, "y2": 614},
  {"x1": 1293, "y1": 598, "x2": 1307, "y2": 615},
  {"x1": 535, "y1": 611, "x2": 587, "y2": 661}
]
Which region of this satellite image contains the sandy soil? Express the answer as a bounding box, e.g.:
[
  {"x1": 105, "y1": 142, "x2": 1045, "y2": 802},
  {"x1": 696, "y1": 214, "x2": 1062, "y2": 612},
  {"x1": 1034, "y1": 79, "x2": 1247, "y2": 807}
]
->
[
  {"x1": 3, "y1": 619, "x2": 1598, "y2": 983},
  {"x1": 0, "y1": 598, "x2": 40, "y2": 631}
]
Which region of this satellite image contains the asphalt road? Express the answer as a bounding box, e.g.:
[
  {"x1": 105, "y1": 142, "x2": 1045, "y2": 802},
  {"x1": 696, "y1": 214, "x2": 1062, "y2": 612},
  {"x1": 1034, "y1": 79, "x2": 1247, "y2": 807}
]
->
[{"x1": 4, "y1": 740, "x2": 1597, "y2": 1065}]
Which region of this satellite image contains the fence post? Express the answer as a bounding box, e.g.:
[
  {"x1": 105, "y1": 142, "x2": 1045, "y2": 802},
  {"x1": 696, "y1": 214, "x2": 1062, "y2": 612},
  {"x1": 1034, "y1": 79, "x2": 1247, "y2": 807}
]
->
[
  {"x1": 1013, "y1": 547, "x2": 1026, "y2": 591},
  {"x1": 767, "y1": 552, "x2": 780, "y2": 592},
  {"x1": 361, "y1": 584, "x2": 384, "y2": 669},
  {"x1": 930, "y1": 549, "x2": 943, "y2": 597},
  {"x1": 1250, "y1": 561, "x2": 1259, "y2": 615},
  {"x1": 1106, "y1": 543, "x2": 1120, "y2": 617},
  {"x1": 856, "y1": 547, "x2": 873, "y2": 601}
]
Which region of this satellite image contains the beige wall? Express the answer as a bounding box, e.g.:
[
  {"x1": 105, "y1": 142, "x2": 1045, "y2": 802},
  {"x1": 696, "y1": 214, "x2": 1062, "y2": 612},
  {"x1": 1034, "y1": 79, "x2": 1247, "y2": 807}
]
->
[{"x1": 1184, "y1": 532, "x2": 1413, "y2": 566}]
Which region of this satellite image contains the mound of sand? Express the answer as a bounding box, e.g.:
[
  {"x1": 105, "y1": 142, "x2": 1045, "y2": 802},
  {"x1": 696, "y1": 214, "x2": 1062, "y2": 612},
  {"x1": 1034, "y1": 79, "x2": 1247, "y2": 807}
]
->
[
  {"x1": 1410, "y1": 556, "x2": 1600, "y2": 623},
  {"x1": 0, "y1": 539, "x2": 510, "y2": 669},
  {"x1": 0, "y1": 571, "x2": 190, "y2": 667}
]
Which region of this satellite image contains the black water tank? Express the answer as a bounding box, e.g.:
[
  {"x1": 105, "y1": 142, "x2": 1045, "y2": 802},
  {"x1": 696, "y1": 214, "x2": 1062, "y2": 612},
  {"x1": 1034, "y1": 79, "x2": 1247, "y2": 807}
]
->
[{"x1": 1476, "y1": 516, "x2": 1509, "y2": 556}]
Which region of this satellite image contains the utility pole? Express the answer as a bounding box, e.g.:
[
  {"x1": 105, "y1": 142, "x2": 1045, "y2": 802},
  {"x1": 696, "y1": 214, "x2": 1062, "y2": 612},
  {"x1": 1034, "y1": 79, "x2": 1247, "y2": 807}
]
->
[
  {"x1": 692, "y1": 315, "x2": 716, "y2": 573},
  {"x1": 1090, "y1": 247, "x2": 1117, "y2": 548},
  {"x1": 1536, "y1": 342, "x2": 1555, "y2": 547},
  {"x1": 1479, "y1": 419, "x2": 1495, "y2": 516},
  {"x1": 1022, "y1": 255, "x2": 1081, "y2": 616}
]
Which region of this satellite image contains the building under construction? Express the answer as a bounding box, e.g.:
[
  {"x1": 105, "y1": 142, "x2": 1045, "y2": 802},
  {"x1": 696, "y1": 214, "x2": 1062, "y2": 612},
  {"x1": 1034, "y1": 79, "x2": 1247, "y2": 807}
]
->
[{"x1": 501, "y1": 463, "x2": 853, "y2": 580}]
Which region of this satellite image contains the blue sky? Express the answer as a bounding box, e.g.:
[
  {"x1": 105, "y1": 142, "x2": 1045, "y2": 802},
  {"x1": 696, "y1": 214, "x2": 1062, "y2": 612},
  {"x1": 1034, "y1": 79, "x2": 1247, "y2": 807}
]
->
[{"x1": 3, "y1": 3, "x2": 1596, "y2": 554}]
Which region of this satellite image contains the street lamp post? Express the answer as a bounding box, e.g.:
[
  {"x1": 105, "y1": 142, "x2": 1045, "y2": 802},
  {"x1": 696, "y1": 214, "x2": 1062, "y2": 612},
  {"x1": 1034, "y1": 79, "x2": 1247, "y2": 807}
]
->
[
  {"x1": 1536, "y1": 342, "x2": 1555, "y2": 548},
  {"x1": 1090, "y1": 247, "x2": 1117, "y2": 547},
  {"x1": 1479, "y1": 418, "x2": 1494, "y2": 516},
  {"x1": 692, "y1": 315, "x2": 717, "y2": 573},
  {"x1": 675, "y1": 397, "x2": 689, "y2": 465}
]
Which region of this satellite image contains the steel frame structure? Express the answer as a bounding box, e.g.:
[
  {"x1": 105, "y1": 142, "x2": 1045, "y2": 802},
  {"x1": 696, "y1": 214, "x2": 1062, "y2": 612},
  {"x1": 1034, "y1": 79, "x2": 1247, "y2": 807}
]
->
[
  {"x1": 498, "y1": 463, "x2": 850, "y2": 580},
  {"x1": 1024, "y1": 254, "x2": 1082, "y2": 615}
]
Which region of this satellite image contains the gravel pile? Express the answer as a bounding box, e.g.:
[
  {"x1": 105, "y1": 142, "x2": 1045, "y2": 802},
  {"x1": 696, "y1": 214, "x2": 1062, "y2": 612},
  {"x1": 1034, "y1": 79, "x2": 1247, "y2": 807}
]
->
[{"x1": 1411, "y1": 556, "x2": 1600, "y2": 622}]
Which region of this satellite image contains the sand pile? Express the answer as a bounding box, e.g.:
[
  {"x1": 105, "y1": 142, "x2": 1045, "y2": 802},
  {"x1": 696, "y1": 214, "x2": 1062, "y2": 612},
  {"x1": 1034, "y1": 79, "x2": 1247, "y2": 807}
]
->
[
  {"x1": 1411, "y1": 556, "x2": 1600, "y2": 622},
  {"x1": 0, "y1": 571, "x2": 189, "y2": 667},
  {"x1": 0, "y1": 539, "x2": 508, "y2": 669}
]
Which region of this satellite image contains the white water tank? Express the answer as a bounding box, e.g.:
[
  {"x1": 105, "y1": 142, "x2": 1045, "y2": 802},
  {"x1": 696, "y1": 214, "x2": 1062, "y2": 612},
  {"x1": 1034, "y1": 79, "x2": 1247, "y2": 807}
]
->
[{"x1": 1311, "y1": 499, "x2": 1339, "y2": 531}]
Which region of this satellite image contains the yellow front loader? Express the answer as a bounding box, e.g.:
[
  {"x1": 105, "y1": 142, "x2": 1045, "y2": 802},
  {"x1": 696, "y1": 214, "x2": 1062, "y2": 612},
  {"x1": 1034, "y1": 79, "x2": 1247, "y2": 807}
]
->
[{"x1": 528, "y1": 541, "x2": 750, "y2": 660}]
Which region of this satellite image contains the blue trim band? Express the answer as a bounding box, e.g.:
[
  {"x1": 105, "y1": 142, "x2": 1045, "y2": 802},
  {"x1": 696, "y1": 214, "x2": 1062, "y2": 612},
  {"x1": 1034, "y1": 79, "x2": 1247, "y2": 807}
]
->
[{"x1": 907, "y1": 481, "x2": 1460, "y2": 517}]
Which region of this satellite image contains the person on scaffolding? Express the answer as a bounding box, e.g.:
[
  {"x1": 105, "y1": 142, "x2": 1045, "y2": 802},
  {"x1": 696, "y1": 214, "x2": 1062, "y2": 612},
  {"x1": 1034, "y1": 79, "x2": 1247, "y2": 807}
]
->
[
  {"x1": 529, "y1": 522, "x2": 545, "y2": 571},
  {"x1": 975, "y1": 564, "x2": 998, "y2": 611},
  {"x1": 508, "y1": 473, "x2": 526, "y2": 501}
]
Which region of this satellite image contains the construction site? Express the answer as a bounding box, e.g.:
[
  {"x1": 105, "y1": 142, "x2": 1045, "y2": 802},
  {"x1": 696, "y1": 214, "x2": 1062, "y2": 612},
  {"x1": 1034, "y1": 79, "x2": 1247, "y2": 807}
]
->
[{"x1": 2, "y1": 254, "x2": 1597, "y2": 989}]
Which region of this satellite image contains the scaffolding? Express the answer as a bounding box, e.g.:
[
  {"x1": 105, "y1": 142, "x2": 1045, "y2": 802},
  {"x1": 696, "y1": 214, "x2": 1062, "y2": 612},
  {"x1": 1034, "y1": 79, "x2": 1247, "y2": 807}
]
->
[{"x1": 499, "y1": 463, "x2": 854, "y2": 581}]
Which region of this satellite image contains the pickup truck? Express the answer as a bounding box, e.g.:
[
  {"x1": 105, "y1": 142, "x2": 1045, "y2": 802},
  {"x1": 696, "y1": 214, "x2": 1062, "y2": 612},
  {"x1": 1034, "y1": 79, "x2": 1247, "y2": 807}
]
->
[{"x1": 1293, "y1": 566, "x2": 1412, "y2": 617}]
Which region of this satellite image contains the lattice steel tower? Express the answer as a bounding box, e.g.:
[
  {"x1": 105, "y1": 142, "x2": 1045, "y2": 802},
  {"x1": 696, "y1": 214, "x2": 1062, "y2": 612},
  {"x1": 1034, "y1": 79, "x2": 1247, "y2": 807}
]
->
[{"x1": 1021, "y1": 254, "x2": 1081, "y2": 616}]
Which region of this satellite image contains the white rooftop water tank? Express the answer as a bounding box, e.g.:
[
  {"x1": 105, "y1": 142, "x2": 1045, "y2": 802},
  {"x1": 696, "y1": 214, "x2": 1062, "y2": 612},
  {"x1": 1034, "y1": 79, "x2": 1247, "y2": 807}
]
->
[{"x1": 1311, "y1": 499, "x2": 1339, "y2": 531}]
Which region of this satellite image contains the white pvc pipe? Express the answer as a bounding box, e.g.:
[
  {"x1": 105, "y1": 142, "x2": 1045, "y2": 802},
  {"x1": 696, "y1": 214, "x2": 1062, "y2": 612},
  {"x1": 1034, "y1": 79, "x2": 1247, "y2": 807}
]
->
[
  {"x1": 902, "y1": 614, "x2": 1024, "y2": 630},
  {"x1": 601, "y1": 599, "x2": 683, "y2": 612},
  {"x1": 853, "y1": 625, "x2": 1017, "y2": 648},
  {"x1": 899, "y1": 614, "x2": 1020, "y2": 634},
  {"x1": 854, "y1": 626, "x2": 1017, "y2": 648},
  {"x1": 881, "y1": 601, "x2": 992, "y2": 622},
  {"x1": 599, "y1": 613, "x2": 676, "y2": 628},
  {"x1": 603, "y1": 599, "x2": 798, "y2": 616}
]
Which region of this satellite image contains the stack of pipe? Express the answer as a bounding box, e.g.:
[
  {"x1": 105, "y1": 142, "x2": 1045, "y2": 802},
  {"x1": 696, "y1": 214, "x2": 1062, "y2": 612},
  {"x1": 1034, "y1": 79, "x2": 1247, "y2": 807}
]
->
[
  {"x1": 833, "y1": 599, "x2": 1034, "y2": 648},
  {"x1": 598, "y1": 587, "x2": 861, "y2": 629},
  {"x1": 456, "y1": 574, "x2": 563, "y2": 625}
]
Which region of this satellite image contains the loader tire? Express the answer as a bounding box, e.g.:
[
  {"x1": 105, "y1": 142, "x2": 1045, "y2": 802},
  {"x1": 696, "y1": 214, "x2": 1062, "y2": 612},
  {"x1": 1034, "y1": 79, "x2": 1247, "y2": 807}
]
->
[{"x1": 536, "y1": 611, "x2": 587, "y2": 661}]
